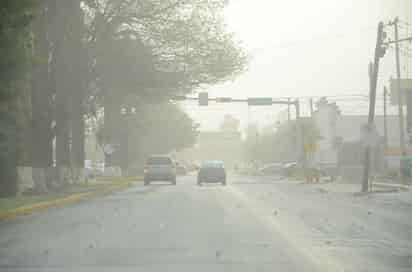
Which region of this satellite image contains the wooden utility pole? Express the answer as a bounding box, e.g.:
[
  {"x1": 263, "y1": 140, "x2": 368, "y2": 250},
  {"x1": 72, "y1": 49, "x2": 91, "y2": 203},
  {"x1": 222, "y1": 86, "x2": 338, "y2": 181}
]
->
[
  {"x1": 309, "y1": 98, "x2": 314, "y2": 117},
  {"x1": 361, "y1": 22, "x2": 385, "y2": 193},
  {"x1": 295, "y1": 99, "x2": 306, "y2": 174},
  {"x1": 287, "y1": 98, "x2": 291, "y2": 123},
  {"x1": 393, "y1": 17, "x2": 407, "y2": 184}
]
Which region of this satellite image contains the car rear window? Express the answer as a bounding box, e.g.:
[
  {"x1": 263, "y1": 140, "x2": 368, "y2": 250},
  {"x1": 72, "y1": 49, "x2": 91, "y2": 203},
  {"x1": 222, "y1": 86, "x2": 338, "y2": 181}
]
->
[
  {"x1": 202, "y1": 161, "x2": 224, "y2": 168},
  {"x1": 147, "y1": 157, "x2": 172, "y2": 165}
]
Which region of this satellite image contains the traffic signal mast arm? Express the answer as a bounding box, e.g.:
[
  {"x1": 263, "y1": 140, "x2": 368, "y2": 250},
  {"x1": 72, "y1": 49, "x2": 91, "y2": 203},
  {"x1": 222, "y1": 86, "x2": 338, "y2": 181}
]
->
[
  {"x1": 382, "y1": 36, "x2": 412, "y2": 46},
  {"x1": 172, "y1": 94, "x2": 293, "y2": 106}
]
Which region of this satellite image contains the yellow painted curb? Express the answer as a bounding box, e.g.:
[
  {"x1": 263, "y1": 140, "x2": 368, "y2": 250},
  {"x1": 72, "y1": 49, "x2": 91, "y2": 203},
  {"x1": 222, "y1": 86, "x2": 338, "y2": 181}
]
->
[{"x1": 0, "y1": 182, "x2": 133, "y2": 221}]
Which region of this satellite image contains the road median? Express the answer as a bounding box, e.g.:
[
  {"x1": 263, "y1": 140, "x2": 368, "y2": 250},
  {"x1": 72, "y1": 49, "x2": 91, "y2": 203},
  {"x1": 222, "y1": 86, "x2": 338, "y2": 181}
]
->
[{"x1": 0, "y1": 177, "x2": 140, "y2": 221}]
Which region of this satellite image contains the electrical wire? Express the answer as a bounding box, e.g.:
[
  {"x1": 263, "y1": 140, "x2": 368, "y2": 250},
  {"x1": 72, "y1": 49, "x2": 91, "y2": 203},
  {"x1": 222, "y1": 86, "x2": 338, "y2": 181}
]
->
[
  {"x1": 398, "y1": 19, "x2": 410, "y2": 27},
  {"x1": 250, "y1": 26, "x2": 376, "y2": 54}
]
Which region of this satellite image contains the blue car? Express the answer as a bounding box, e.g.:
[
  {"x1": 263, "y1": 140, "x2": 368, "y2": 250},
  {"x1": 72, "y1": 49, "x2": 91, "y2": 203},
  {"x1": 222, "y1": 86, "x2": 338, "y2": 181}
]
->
[{"x1": 197, "y1": 161, "x2": 226, "y2": 186}]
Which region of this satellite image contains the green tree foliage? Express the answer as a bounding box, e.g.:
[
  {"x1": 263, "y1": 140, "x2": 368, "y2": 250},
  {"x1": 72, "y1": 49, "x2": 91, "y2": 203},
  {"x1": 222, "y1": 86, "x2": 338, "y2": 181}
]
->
[
  {"x1": 242, "y1": 119, "x2": 322, "y2": 165},
  {"x1": 81, "y1": 0, "x2": 248, "y2": 167},
  {"x1": 1, "y1": 0, "x2": 247, "y2": 190},
  {"x1": 84, "y1": 0, "x2": 247, "y2": 98},
  {"x1": 137, "y1": 103, "x2": 198, "y2": 152},
  {"x1": 136, "y1": 0, "x2": 248, "y2": 87},
  {"x1": 115, "y1": 103, "x2": 198, "y2": 168},
  {"x1": 0, "y1": 0, "x2": 35, "y2": 100}
]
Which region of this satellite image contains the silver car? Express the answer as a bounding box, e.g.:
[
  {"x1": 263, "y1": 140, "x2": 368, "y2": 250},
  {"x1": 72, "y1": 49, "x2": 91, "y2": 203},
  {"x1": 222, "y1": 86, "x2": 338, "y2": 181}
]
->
[{"x1": 144, "y1": 155, "x2": 177, "y2": 185}]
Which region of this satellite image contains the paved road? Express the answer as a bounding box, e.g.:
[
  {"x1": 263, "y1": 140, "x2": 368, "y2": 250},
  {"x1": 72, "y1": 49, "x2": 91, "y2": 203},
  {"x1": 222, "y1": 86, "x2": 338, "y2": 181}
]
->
[
  {"x1": 0, "y1": 174, "x2": 411, "y2": 272},
  {"x1": 236, "y1": 176, "x2": 412, "y2": 272}
]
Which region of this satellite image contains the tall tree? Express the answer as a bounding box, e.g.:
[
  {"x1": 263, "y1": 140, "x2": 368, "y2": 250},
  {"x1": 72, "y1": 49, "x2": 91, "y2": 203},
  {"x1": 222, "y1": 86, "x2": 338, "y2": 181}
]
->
[
  {"x1": 0, "y1": 0, "x2": 35, "y2": 196},
  {"x1": 82, "y1": 0, "x2": 247, "y2": 167},
  {"x1": 121, "y1": 103, "x2": 198, "y2": 169},
  {"x1": 52, "y1": 0, "x2": 74, "y2": 169},
  {"x1": 30, "y1": 0, "x2": 54, "y2": 171},
  {"x1": 68, "y1": 0, "x2": 88, "y2": 173}
]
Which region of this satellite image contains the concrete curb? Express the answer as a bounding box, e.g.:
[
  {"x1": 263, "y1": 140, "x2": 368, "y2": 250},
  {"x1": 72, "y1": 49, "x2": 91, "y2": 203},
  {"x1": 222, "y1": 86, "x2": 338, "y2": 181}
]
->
[
  {"x1": 0, "y1": 182, "x2": 133, "y2": 221},
  {"x1": 373, "y1": 182, "x2": 410, "y2": 191}
]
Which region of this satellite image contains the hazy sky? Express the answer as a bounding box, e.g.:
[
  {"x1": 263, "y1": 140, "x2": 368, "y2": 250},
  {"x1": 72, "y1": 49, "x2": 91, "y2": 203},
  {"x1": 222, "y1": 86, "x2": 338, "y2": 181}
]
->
[{"x1": 185, "y1": 0, "x2": 412, "y2": 131}]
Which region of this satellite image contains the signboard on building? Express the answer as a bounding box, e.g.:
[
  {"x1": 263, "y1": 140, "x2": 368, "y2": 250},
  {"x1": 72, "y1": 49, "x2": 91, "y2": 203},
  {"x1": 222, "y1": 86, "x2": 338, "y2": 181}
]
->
[
  {"x1": 390, "y1": 78, "x2": 412, "y2": 105},
  {"x1": 247, "y1": 97, "x2": 273, "y2": 106}
]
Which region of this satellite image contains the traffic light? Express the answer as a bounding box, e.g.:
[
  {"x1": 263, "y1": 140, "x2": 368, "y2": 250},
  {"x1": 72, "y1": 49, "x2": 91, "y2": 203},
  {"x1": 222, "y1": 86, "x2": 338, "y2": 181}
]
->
[
  {"x1": 199, "y1": 92, "x2": 208, "y2": 106},
  {"x1": 378, "y1": 23, "x2": 387, "y2": 58}
]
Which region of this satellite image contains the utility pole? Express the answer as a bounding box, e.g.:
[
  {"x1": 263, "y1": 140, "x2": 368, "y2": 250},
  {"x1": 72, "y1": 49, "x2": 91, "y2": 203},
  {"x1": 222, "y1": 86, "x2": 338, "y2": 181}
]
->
[
  {"x1": 361, "y1": 22, "x2": 386, "y2": 193},
  {"x1": 295, "y1": 99, "x2": 306, "y2": 174},
  {"x1": 287, "y1": 98, "x2": 291, "y2": 123},
  {"x1": 383, "y1": 86, "x2": 388, "y2": 149},
  {"x1": 393, "y1": 17, "x2": 407, "y2": 184},
  {"x1": 309, "y1": 98, "x2": 314, "y2": 117}
]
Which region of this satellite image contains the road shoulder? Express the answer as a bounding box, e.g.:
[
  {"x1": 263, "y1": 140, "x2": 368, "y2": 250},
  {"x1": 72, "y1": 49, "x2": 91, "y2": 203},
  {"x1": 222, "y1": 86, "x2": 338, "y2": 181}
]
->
[{"x1": 0, "y1": 177, "x2": 138, "y2": 221}]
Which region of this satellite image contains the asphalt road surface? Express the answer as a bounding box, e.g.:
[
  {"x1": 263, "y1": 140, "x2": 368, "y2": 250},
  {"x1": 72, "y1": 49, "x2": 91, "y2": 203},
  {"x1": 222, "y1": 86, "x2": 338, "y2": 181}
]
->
[{"x1": 0, "y1": 174, "x2": 411, "y2": 272}]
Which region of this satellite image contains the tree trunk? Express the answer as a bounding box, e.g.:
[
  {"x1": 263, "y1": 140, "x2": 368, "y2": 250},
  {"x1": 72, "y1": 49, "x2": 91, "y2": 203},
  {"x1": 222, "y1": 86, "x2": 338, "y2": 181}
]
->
[
  {"x1": 31, "y1": 8, "x2": 53, "y2": 168},
  {"x1": 51, "y1": 0, "x2": 73, "y2": 185},
  {"x1": 104, "y1": 96, "x2": 117, "y2": 168},
  {"x1": 0, "y1": 103, "x2": 18, "y2": 197},
  {"x1": 70, "y1": 0, "x2": 86, "y2": 184}
]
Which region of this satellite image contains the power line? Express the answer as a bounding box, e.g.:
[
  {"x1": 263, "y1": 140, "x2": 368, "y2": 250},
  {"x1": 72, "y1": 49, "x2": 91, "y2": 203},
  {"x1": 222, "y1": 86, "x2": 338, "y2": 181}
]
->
[
  {"x1": 398, "y1": 19, "x2": 411, "y2": 27},
  {"x1": 387, "y1": 45, "x2": 412, "y2": 58},
  {"x1": 250, "y1": 26, "x2": 376, "y2": 54}
]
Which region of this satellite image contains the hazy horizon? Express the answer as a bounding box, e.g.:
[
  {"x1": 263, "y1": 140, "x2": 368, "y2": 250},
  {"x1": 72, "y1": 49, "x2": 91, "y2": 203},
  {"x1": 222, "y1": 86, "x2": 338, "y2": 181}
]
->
[{"x1": 186, "y1": 0, "x2": 412, "y2": 131}]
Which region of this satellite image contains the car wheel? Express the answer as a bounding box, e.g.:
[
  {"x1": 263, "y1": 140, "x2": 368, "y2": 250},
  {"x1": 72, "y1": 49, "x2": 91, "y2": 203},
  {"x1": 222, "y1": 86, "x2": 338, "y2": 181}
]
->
[
  {"x1": 222, "y1": 178, "x2": 227, "y2": 186},
  {"x1": 197, "y1": 178, "x2": 202, "y2": 186},
  {"x1": 144, "y1": 179, "x2": 150, "y2": 186},
  {"x1": 171, "y1": 176, "x2": 177, "y2": 185}
]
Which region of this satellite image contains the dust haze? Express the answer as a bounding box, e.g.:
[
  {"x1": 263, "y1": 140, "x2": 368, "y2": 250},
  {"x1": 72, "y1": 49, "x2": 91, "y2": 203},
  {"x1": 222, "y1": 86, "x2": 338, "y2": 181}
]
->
[{"x1": 0, "y1": 1, "x2": 412, "y2": 272}]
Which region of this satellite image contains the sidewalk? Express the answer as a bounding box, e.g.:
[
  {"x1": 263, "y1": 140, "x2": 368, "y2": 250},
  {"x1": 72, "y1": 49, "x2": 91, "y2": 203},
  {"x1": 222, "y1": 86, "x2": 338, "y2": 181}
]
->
[
  {"x1": 314, "y1": 181, "x2": 408, "y2": 194},
  {"x1": 0, "y1": 177, "x2": 139, "y2": 221}
]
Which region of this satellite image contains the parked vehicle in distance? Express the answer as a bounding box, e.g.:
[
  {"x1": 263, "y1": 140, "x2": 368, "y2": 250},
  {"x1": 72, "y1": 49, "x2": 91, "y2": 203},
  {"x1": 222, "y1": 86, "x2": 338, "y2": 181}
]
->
[
  {"x1": 186, "y1": 163, "x2": 199, "y2": 172},
  {"x1": 258, "y1": 163, "x2": 284, "y2": 175},
  {"x1": 197, "y1": 160, "x2": 226, "y2": 186},
  {"x1": 144, "y1": 155, "x2": 176, "y2": 185},
  {"x1": 281, "y1": 162, "x2": 327, "y2": 180},
  {"x1": 282, "y1": 162, "x2": 298, "y2": 177},
  {"x1": 84, "y1": 160, "x2": 104, "y2": 178}
]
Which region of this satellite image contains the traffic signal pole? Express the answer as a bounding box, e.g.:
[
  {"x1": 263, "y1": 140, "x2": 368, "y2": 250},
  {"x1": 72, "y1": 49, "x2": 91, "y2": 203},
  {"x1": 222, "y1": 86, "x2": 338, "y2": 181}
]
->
[
  {"x1": 393, "y1": 17, "x2": 407, "y2": 184},
  {"x1": 295, "y1": 99, "x2": 307, "y2": 175}
]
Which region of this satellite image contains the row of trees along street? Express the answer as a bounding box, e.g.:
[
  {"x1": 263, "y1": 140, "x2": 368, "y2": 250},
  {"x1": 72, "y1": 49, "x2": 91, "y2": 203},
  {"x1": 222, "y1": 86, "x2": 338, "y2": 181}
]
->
[
  {"x1": 0, "y1": 0, "x2": 247, "y2": 197},
  {"x1": 242, "y1": 117, "x2": 322, "y2": 167}
]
